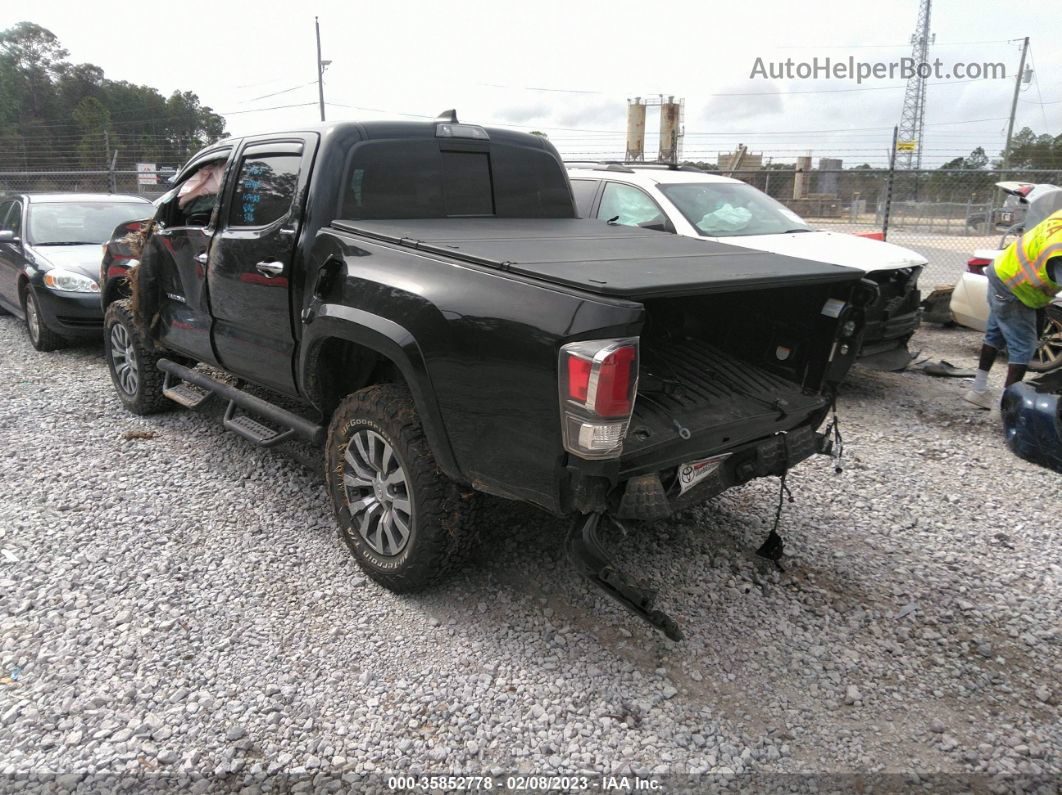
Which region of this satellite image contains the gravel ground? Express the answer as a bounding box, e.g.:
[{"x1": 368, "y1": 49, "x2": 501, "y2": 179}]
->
[{"x1": 0, "y1": 314, "x2": 1059, "y2": 794}]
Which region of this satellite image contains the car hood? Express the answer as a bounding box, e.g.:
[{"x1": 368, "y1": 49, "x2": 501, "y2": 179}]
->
[
  {"x1": 28, "y1": 244, "x2": 104, "y2": 280},
  {"x1": 701, "y1": 230, "x2": 928, "y2": 273}
]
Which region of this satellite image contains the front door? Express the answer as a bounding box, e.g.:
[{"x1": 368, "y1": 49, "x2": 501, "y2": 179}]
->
[
  {"x1": 148, "y1": 150, "x2": 232, "y2": 364},
  {"x1": 0, "y1": 201, "x2": 24, "y2": 309},
  {"x1": 208, "y1": 137, "x2": 314, "y2": 396}
]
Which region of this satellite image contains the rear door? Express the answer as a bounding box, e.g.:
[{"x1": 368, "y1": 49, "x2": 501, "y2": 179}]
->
[
  {"x1": 208, "y1": 136, "x2": 315, "y2": 395},
  {"x1": 595, "y1": 181, "x2": 674, "y2": 232}
]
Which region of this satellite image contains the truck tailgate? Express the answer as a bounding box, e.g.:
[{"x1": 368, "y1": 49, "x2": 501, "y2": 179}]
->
[{"x1": 331, "y1": 218, "x2": 863, "y2": 299}]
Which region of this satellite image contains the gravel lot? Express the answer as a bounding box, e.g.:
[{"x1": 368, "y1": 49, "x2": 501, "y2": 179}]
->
[{"x1": 0, "y1": 313, "x2": 1059, "y2": 793}]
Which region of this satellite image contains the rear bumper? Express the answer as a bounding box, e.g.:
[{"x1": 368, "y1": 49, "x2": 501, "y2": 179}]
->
[
  {"x1": 949, "y1": 272, "x2": 988, "y2": 332},
  {"x1": 1002, "y1": 374, "x2": 1062, "y2": 474},
  {"x1": 32, "y1": 287, "x2": 104, "y2": 338},
  {"x1": 613, "y1": 424, "x2": 827, "y2": 521}
]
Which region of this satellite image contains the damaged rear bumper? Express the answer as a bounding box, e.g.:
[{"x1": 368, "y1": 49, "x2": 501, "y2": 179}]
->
[{"x1": 614, "y1": 424, "x2": 826, "y2": 521}]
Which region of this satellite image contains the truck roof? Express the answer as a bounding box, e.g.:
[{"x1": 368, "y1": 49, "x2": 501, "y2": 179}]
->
[
  {"x1": 220, "y1": 119, "x2": 551, "y2": 150},
  {"x1": 331, "y1": 218, "x2": 862, "y2": 299}
]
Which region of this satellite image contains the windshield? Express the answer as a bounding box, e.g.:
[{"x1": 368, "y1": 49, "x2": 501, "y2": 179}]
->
[
  {"x1": 658, "y1": 182, "x2": 812, "y2": 237},
  {"x1": 27, "y1": 201, "x2": 153, "y2": 245}
]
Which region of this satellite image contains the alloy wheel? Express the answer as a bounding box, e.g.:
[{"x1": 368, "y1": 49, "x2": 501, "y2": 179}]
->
[
  {"x1": 109, "y1": 323, "x2": 139, "y2": 395},
  {"x1": 25, "y1": 294, "x2": 41, "y2": 345},
  {"x1": 1034, "y1": 314, "x2": 1062, "y2": 370},
  {"x1": 342, "y1": 429, "x2": 413, "y2": 557}
]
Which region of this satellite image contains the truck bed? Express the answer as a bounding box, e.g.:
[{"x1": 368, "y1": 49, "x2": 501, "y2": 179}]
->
[
  {"x1": 624, "y1": 338, "x2": 826, "y2": 467},
  {"x1": 331, "y1": 218, "x2": 862, "y2": 299}
]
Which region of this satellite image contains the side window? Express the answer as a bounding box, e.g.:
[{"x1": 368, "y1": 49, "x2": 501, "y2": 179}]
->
[
  {"x1": 570, "y1": 180, "x2": 599, "y2": 217},
  {"x1": 1, "y1": 201, "x2": 22, "y2": 235},
  {"x1": 228, "y1": 153, "x2": 301, "y2": 227},
  {"x1": 159, "y1": 156, "x2": 229, "y2": 229},
  {"x1": 597, "y1": 182, "x2": 668, "y2": 229}
]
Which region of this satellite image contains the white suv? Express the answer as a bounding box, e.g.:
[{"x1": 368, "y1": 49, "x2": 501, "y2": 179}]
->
[{"x1": 567, "y1": 163, "x2": 928, "y2": 370}]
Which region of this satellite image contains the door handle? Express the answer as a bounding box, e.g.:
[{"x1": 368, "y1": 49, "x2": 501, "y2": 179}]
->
[
  {"x1": 195, "y1": 253, "x2": 208, "y2": 264},
  {"x1": 255, "y1": 261, "x2": 285, "y2": 277}
]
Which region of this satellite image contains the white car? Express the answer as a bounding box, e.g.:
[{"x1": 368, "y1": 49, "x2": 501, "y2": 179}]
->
[
  {"x1": 567, "y1": 164, "x2": 928, "y2": 370},
  {"x1": 950, "y1": 254, "x2": 1062, "y2": 373},
  {"x1": 949, "y1": 183, "x2": 1062, "y2": 372}
]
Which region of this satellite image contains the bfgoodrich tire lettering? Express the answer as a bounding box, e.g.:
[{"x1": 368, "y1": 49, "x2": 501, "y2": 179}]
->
[
  {"x1": 325, "y1": 384, "x2": 475, "y2": 592},
  {"x1": 103, "y1": 299, "x2": 172, "y2": 415}
]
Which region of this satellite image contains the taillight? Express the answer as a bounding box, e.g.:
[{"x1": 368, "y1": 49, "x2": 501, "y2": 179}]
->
[
  {"x1": 559, "y1": 338, "x2": 639, "y2": 459},
  {"x1": 967, "y1": 257, "x2": 991, "y2": 275}
]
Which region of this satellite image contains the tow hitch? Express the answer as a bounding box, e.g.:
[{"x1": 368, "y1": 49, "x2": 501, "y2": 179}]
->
[{"x1": 566, "y1": 512, "x2": 683, "y2": 642}]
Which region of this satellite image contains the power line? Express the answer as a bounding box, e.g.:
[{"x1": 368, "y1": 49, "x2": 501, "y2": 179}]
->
[
  {"x1": 220, "y1": 102, "x2": 319, "y2": 115},
  {"x1": 775, "y1": 38, "x2": 1013, "y2": 49},
  {"x1": 245, "y1": 81, "x2": 319, "y2": 102}
]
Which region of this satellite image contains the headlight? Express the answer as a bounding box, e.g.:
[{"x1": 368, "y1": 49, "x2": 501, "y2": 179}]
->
[
  {"x1": 897, "y1": 266, "x2": 922, "y2": 291},
  {"x1": 43, "y1": 269, "x2": 100, "y2": 293}
]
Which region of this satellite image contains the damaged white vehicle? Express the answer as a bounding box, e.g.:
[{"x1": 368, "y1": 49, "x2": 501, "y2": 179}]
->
[{"x1": 568, "y1": 164, "x2": 927, "y2": 370}]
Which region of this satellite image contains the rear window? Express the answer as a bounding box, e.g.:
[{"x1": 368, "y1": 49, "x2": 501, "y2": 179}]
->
[{"x1": 340, "y1": 140, "x2": 573, "y2": 220}]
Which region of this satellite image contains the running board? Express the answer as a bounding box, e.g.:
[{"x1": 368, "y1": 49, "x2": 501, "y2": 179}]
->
[
  {"x1": 156, "y1": 359, "x2": 325, "y2": 447},
  {"x1": 162, "y1": 372, "x2": 211, "y2": 409},
  {"x1": 223, "y1": 401, "x2": 295, "y2": 448}
]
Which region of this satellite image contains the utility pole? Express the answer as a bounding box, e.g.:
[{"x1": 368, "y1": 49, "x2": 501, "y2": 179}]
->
[
  {"x1": 315, "y1": 17, "x2": 326, "y2": 122},
  {"x1": 1000, "y1": 36, "x2": 1030, "y2": 184}
]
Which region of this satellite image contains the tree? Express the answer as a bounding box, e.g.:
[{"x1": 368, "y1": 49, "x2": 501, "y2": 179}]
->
[
  {"x1": 71, "y1": 96, "x2": 111, "y2": 169},
  {"x1": 0, "y1": 21, "x2": 226, "y2": 173},
  {"x1": 1004, "y1": 127, "x2": 1062, "y2": 170}
]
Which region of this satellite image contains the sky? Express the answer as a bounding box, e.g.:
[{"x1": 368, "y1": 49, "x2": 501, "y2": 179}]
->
[{"x1": 5, "y1": 0, "x2": 1062, "y2": 168}]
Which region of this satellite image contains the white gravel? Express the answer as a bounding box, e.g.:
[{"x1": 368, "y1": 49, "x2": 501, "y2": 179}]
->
[{"x1": 0, "y1": 314, "x2": 1059, "y2": 792}]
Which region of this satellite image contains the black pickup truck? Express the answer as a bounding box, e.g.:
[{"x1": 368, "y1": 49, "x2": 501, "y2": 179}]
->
[{"x1": 102, "y1": 114, "x2": 871, "y2": 639}]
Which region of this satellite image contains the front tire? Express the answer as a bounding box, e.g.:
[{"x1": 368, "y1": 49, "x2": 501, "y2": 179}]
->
[
  {"x1": 325, "y1": 384, "x2": 474, "y2": 592},
  {"x1": 103, "y1": 299, "x2": 172, "y2": 415},
  {"x1": 23, "y1": 288, "x2": 66, "y2": 352}
]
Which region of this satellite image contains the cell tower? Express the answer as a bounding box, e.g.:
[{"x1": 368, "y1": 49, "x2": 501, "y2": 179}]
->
[{"x1": 896, "y1": 0, "x2": 934, "y2": 169}]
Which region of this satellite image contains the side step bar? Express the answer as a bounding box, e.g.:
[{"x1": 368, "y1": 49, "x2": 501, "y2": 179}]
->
[{"x1": 157, "y1": 359, "x2": 325, "y2": 447}]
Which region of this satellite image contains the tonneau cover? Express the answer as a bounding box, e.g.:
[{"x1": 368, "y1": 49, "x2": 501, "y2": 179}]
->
[{"x1": 330, "y1": 218, "x2": 862, "y2": 299}]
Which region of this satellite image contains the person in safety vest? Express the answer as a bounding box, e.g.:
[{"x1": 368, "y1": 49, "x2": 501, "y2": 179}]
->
[{"x1": 964, "y1": 209, "x2": 1062, "y2": 409}]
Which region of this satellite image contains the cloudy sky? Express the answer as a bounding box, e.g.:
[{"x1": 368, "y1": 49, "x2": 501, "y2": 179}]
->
[{"x1": 7, "y1": 0, "x2": 1062, "y2": 167}]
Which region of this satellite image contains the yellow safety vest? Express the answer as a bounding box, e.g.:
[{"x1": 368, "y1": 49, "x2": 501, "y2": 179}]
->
[{"x1": 993, "y1": 209, "x2": 1062, "y2": 309}]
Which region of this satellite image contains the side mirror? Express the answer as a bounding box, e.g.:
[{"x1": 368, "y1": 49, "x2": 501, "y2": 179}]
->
[{"x1": 0, "y1": 230, "x2": 20, "y2": 245}]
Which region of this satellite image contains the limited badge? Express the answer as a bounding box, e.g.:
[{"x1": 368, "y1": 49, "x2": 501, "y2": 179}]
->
[{"x1": 677, "y1": 453, "x2": 731, "y2": 495}]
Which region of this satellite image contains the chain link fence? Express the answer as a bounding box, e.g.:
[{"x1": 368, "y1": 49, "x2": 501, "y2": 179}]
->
[
  {"x1": 0, "y1": 170, "x2": 173, "y2": 201},
  {"x1": 730, "y1": 168, "x2": 1062, "y2": 286},
  {"x1": 4, "y1": 166, "x2": 1061, "y2": 287}
]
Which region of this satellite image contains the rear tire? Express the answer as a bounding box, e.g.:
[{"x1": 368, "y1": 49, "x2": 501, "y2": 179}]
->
[
  {"x1": 1028, "y1": 306, "x2": 1062, "y2": 373},
  {"x1": 325, "y1": 384, "x2": 475, "y2": 592},
  {"x1": 103, "y1": 299, "x2": 173, "y2": 415},
  {"x1": 23, "y1": 288, "x2": 66, "y2": 352}
]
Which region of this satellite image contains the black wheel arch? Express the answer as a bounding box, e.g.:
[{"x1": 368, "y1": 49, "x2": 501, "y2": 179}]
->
[{"x1": 299, "y1": 307, "x2": 463, "y2": 483}]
